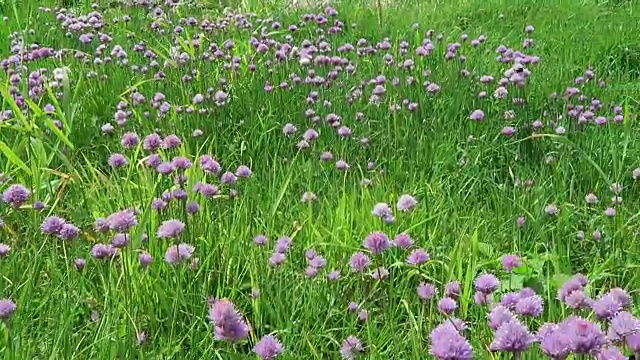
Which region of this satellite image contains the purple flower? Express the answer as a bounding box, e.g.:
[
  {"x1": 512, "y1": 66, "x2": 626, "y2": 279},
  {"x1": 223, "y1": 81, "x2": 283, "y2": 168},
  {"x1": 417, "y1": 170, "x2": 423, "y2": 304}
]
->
[
  {"x1": 406, "y1": 248, "x2": 430, "y2": 265},
  {"x1": 349, "y1": 252, "x2": 371, "y2": 273},
  {"x1": 596, "y1": 345, "x2": 626, "y2": 360},
  {"x1": 397, "y1": 194, "x2": 417, "y2": 211},
  {"x1": 121, "y1": 132, "x2": 140, "y2": 148},
  {"x1": 608, "y1": 288, "x2": 631, "y2": 309},
  {"x1": 164, "y1": 243, "x2": 194, "y2": 265},
  {"x1": 348, "y1": 302, "x2": 359, "y2": 313},
  {"x1": 108, "y1": 153, "x2": 128, "y2": 168},
  {"x1": 208, "y1": 299, "x2": 250, "y2": 342},
  {"x1": 157, "y1": 219, "x2": 185, "y2": 239},
  {"x1": 501, "y1": 292, "x2": 521, "y2": 309},
  {"x1": 327, "y1": 270, "x2": 341, "y2": 281},
  {"x1": 538, "y1": 324, "x2": 571, "y2": 360},
  {"x1": 592, "y1": 293, "x2": 622, "y2": 320},
  {"x1": 139, "y1": 251, "x2": 153, "y2": 268},
  {"x1": 627, "y1": 332, "x2": 640, "y2": 353},
  {"x1": 470, "y1": 109, "x2": 484, "y2": 121},
  {"x1": 254, "y1": 334, "x2": 283, "y2": 360},
  {"x1": 393, "y1": 233, "x2": 414, "y2": 249},
  {"x1": 490, "y1": 317, "x2": 535, "y2": 353},
  {"x1": 0, "y1": 299, "x2": 16, "y2": 320},
  {"x1": 544, "y1": 204, "x2": 559, "y2": 216},
  {"x1": 372, "y1": 203, "x2": 393, "y2": 219},
  {"x1": 220, "y1": 171, "x2": 237, "y2": 184},
  {"x1": 561, "y1": 316, "x2": 606, "y2": 355},
  {"x1": 59, "y1": 223, "x2": 80, "y2": 240},
  {"x1": 445, "y1": 281, "x2": 461, "y2": 299},
  {"x1": 41, "y1": 216, "x2": 66, "y2": 235},
  {"x1": 371, "y1": 266, "x2": 389, "y2": 280},
  {"x1": 363, "y1": 231, "x2": 391, "y2": 255},
  {"x1": 438, "y1": 297, "x2": 457, "y2": 315},
  {"x1": 2, "y1": 184, "x2": 30, "y2": 207},
  {"x1": 274, "y1": 236, "x2": 292, "y2": 253},
  {"x1": 417, "y1": 282, "x2": 437, "y2": 300},
  {"x1": 429, "y1": 320, "x2": 473, "y2": 360},
  {"x1": 488, "y1": 305, "x2": 516, "y2": 330},
  {"x1": 607, "y1": 311, "x2": 640, "y2": 342},
  {"x1": 91, "y1": 243, "x2": 118, "y2": 260},
  {"x1": 501, "y1": 255, "x2": 522, "y2": 272},
  {"x1": 107, "y1": 209, "x2": 137, "y2": 232},
  {"x1": 474, "y1": 291, "x2": 492, "y2": 305},
  {"x1": 236, "y1": 165, "x2": 251, "y2": 178},
  {"x1": 0, "y1": 243, "x2": 10, "y2": 258},
  {"x1": 515, "y1": 295, "x2": 544, "y2": 317},
  {"x1": 475, "y1": 273, "x2": 500, "y2": 294},
  {"x1": 340, "y1": 336, "x2": 363, "y2": 360},
  {"x1": 73, "y1": 258, "x2": 86, "y2": 270},
  {"x1": 254, "y1": 235, "x2": 267, "y2": 246},
  {"x1": 268, "y1": 252, "x2": 286, "y2": 267}
]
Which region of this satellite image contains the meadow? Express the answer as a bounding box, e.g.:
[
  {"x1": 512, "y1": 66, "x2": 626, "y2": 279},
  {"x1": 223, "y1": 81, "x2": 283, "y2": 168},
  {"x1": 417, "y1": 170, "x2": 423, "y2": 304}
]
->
[{"x1": 1, "y1": 0, "x2": 640, "y2": 358}]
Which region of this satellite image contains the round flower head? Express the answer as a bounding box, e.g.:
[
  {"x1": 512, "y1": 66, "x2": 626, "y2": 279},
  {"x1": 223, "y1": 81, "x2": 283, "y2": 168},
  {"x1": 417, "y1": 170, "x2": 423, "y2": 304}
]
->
[
  {"x1": 544, "y1": 204, "x2": 559, "y2": 216},
  {"x1": 0, "y1": 243, "x2": 11, "y2": 258},
  {"x1": 157, "y1": 219, "x2": 185, "y2": 239},
  {"x1": 327, "y1": 270, "x2": 341, "y2": 281},
  {"x1": 515, "y1": 295, "x2": 544, "y2": 317},
  {"x1": 164, "y1": 243, "x2": 194, "y2": 265},
  {"x1": 0, "y1": 299, "x2": 17, "y2": 320},
  {"x1": 208, "y1": 299, "x2": 250, "y2": 342},
  {"x1": 438, "y1": 297, "x2": 457, "y2": 315},
  {"x1": 393, "y1": 233, "x2": 414, "y2": 249},
  {"x1": 561, "y1": 316, "x2": 606, "y2": 355},
  {"x1": 501, "y1": 254, "x2": 522, "y2": 272},
  {"x1": 607, "y1": 311, "x2": 640, "y2": 342},
  {"x1": 139, "y1": 251, "x2": 153, "y2": 268},
  {"x1": 429, "y1": 320, "x2": 473, "y2": 360},
  {"x1": 91, "y1": 243, "x2": 119, "y2": 260},
  {"x1": 592, "y1": 293, "x2": 622, "y2": 320},
  {"x1": 74, "y1": 258, "x2": 86, "y2": 270},
  {"x1": 607, "y1": 288, "x2": 631, "y2": 309},
  {"x1": 349, "y1": 252, "x2": 371, "y2": 273},
  {"x1": 253, "y1": 334, "x2": 284, "y2": 360},
  {"x1": 235, "y1": 165, "x2": 251, "y2": 178},
  {"x1": 397, "y1": 194, "x2": 417, "y2": 211},
  {"x1": 107, "y1": 209, "x2": 138, "y2": 232},
  {"x1": 475, "y1": 273, "x2": 500, "y2": 294},
  {"x1": 406, "y1": 248, "x2": 430, "y2": 265},
  {"x1": 363, "y1": 231, "x2": 391, "y2": 255},
  {"x1": 108, "y1": 153, "x2": 128, "y2": 168},
  {"x1": 340, "y1": 336, "x2": 363, "y2": 360},
  {"x1": 490, "y1": 317, "x2": 535, "y2": 353},
  {"x1": 417, "y1": 282, "x2": 437, "y2": 300},
  {"x1": 488, "y1": 305, "x2": 516, "y2": 330},
  {"x1": 371, "y1": 266, "x2": 390, "y2": 280},
  {"x1": 2, "y1": 184, "x2": 30, "y2": 208},
  {"x1": 445, "y1": 281, "x2": 461, "y2": 299},
  {"x1": 538, "y1": 324, "x2": 571, "y2": 360}
]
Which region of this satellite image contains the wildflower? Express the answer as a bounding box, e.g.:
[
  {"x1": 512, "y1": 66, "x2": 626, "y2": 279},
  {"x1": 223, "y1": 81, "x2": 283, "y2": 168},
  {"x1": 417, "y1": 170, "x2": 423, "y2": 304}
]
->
[
  {"x1": 254, "y1": 235, "x2": 267, "y2": 246},
  {"x1": 607, "y1": 311, "x2": 640, "y2": 342},
  {"x1": 397, "y1": 194, "x2": 417, "y2": 211},
  {"x1": 561, "y1": 316, "x2": 606, "y2": 355},
  {"x1": 592, "y1": 294, "x2": 622, "y2": 320},
  {"x1": 515, "y1": 295, "x2": 544, "y2": 317},
  {"x1": 470, "y1": 109, "x2": 484, "y2": 121},
  {"x1": 538, "y1": 324, "x2": 571, "y2": 360},
  {"x1": 544, "y1": 204, "x2": 559, "y2": 216},
  {"x1": 74, "y1": 258, "x2": 86, "y2": 270},
  {"x1": 268, "y1": 252, "x2": 286, "y2": 267},
  {"x1": 363, "y1": 231, "x2": 391, "y2": 255},
  {"x1": 406, "y1": 248, "x2": 430, "y2": 265},
  {"x1": 221, "y1": 171, "x2": 237, "y2": 184},
  {"x1": 157, "y1": 219, "x2": 185, "y2": 239},
  {"x1": 488, "y1": 305, "x2": 516, "y2": 330},
  {"x1": 371, "y1": 267, "x2": 389, "y2": 280},
  {"x1": 108, "y1": 153, "x2": 128, "y2": 168},
  {"x1": 445, "y1": 282, "x2": 461, "y2": 299},
  {"x1": 164, "y1": 243, "x2": 194, "y2": 265},
  {"x1": 372, "y1": 203, "x2": 393, "y2": 219},
  {"x1": 585, "y1": 193, "x2": 599, "y2": 204},
  {"x1": 274, "y1": 236, "x2": 292, "y2": 253},
  {"x1": 121, "y1": 132, "x2": 139, "y2": 148},
  {"x1": 501, "y1": 255, "x2": 522, "y2": 272},
  {"x1": 2, "y1": 184, "x2": 30, "y2": 207},
  {"x1": 608, "y1": 288, "x2": 631, "y2": 309},
  {"x1": 236, "y1": 165, "x2": 251, "y2": 178},
  {"x1": 254, "y1": 334, "x2": 284, "y2": 360},
  {"x1": 490, "y1": 317, "x2": 535, "y2": 353},
  {"x1": 0, "y1": 299, "x2": 16, "y2": 320},
  {"x1": 358, "y1": 310, "x2": 368, "y2": 322},
  {"x1": 349, "y1": 252, "x2": 371, "y2": 273},
  {"x1": 430, "y1": 320, "x2": 473, "y2": 360},
  {"x1": 139, "y1": 251, "x2": 153, "y2": 268},
  {"x1": 596, "y1": 346, "x2": 625, "y2": 360},
  {"x1": 91, "y1": 243, "x2": 118, "y2": 260},
  {"x1": 394, "y1": 233, "x2": 414, "y2": 249},
  {"x1": 417, "y1": 282, "x2": 437, "y2": 300},
  {"x1": 438, "y1": 297, "x2": 457, "y2": 315},
  {"x1": 475, "y1": 273, "x2": 500, "y2": 294},
  {"x1": 107, "y1": 209, "x2": 137, "y2": 232},
  {"x1": 327, "y1": 270, "x2": 341, "y2": 281},
  {"x1": 59, "y1": 223, "x2": 80, "y2": 240},
  {"x1": 474, "y1": 291, "x2": 492, "y2": 305},
  {"x1": 340, "y1": 336, "x2": 363, "y2": 360},
  {"x1": 0, "y1": 243, "x2": 10, "y2": 258},
  {"x1": 209, "y1": 299, "x2": 250, "y2": 342}
]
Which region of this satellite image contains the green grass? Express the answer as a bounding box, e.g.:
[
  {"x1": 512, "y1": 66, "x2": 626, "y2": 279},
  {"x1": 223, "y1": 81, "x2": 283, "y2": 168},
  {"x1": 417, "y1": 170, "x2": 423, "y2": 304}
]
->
[{"x1": 0, "y1": 0, "x2": 639, "y2": 358}]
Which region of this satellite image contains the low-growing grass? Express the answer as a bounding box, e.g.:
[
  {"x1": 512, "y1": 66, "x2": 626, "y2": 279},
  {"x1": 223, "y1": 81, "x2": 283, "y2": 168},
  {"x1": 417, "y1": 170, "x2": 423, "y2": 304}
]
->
[{"x1": 0, "y1": 0, "x2": 639, "y2": 358}]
